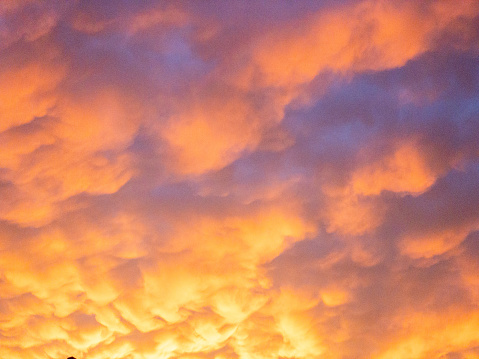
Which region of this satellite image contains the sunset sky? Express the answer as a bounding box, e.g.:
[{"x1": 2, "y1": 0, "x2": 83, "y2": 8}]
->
[{"x1": 1, "y1": 1, "x2": 479, "y2": 358}]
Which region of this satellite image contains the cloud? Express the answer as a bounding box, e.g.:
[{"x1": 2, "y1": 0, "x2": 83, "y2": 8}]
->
[{"x1": 0, "y1": 1, "x2": 479, "y2": 359}]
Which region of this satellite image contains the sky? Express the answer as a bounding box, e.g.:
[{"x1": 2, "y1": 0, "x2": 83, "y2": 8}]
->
[{"x1": 1, "y1": 1, "x2": 479, "y2": 358}]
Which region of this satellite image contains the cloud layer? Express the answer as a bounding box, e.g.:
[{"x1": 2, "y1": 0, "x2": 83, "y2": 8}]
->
[{"x1": 1, "y1": 1, "x2": 479, "y2": 358}]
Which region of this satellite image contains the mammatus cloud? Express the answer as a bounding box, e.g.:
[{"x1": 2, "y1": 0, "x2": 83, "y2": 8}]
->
[{"x1": 1, "y1": 1, "x2": 479, "y2": 358}]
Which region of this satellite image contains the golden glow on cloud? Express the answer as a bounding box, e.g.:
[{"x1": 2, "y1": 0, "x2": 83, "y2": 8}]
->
[
  {"x1": 375, "y1": 311, "x2": 479, "y2": 359},
  {"x1": 162, "y1": 98, "x2": 260, "y2": 174},
  {"x1": 247, "y1": 0, "x2": 478, "y2": 87},
  {"x1": 352, "y1": 142, "x2": 436, "y2": 196},
  {"x1": 0, "y1": 62, "x2": 63, "y2": 132},
  {"x1": 1, "y1": 1, "x2": 479, "y2": 359}
]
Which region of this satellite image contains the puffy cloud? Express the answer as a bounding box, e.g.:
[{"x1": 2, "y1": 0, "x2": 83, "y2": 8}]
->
[
  {"x1": 238, "y1": 0, "x2": 479, "y2": 87},
  {"x1": 1, "y1": 1, "x2": 479, "y2": 359}
]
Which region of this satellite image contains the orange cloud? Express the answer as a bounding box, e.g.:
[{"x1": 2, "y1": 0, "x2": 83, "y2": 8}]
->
[
  {"x1": 244, "y1": 0, "x2": 479, "y2": 87},
  {"x1": 375, "y1": 310, "x2": 479, "y2": 359},
  {"x1": 161, "y1": 86, "x2": 287, "y2": 175},
  {"x1": 1, "y1": 1, "x2": 479, "y2": 358},
  {"x1": 162, "y1": 101, "x2": 258, "y2": 174},
  {"x1": 400, "y1": 226, "x2": 479, "y2": 259},
  {"x1": 0, "y1": 62, "x2": 64, "y2": 132},
  {"x1": 352, "y1": 142, "x2": 437, "y2": 196},
  {"x1": 323, "y1": 193, "x2": 382, "y2": 235}
]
